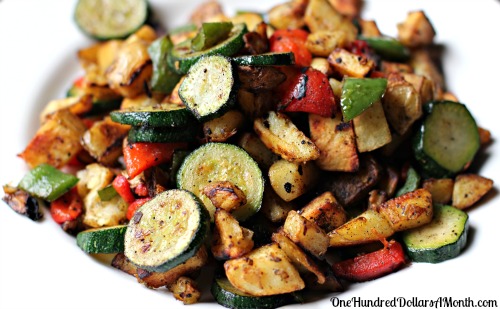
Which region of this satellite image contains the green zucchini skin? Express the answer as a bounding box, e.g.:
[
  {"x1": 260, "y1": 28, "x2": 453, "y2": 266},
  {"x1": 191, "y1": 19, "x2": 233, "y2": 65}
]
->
[
  {"x1": 124, "y1": 190, "x2": 209, "y2": 273},
  {"x1": 76, "y1": 225, "x2": 128, "y2": 254},
  {"x1": 412, "y1": 101, "x2": 480, "y2": 178},
  {"x1": 74, "y1": 0, "x2": 148, "y2": 40},
  {"x1": 232, "y1": 52, "x2": 295, "y2": 66},
  {"x1": 179, "y1": 55, "x2": 237, "y2": 121},
  {"x1": 127, "y1": 125, "x2": 198, "y2": 143},
  {"x1": 170, "y1": 23, "x2": 248, "y2": 74},
  {"x1": 211, "y1": 277, "x2": 292, "y2": 309},
  {"x1": 110, "y1": 106, "x2": 196, "y2": 127},
  {"x1": 177, "y1": 143, "x2": 264, "y2": 221},
  {"x1": 403, "y1": 205, "x2": 468, "y2": 263}
]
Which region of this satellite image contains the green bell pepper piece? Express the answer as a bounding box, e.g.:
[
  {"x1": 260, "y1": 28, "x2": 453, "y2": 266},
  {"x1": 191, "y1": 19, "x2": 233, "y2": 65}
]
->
[
  {"x1": 359, "y1": 36, "x2": 410, "y2": 62},
  {"x1": 18, "y1": 164, "x2": 79, "y2": 202},
  {"x1": 340, "y1": 77, "x2": 387, "y2": 121},
  {"x1": 396, "y1": 166, "x2": 421, "y2": 197},
  {"x1": 97, "y1": 185, "x2": 118, "y2": 201},
  {"x1": 148, "y1": 35, "x2": 182, "y2": 94},
  {"x1": 191, "y1": 22, "x2": 233, "y2": 52}
]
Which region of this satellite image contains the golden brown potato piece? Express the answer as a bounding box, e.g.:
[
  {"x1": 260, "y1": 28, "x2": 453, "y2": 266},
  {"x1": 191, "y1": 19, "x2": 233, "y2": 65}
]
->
[
  {"x1": 403, "y1": 73, "x2": 435, "y2": 105},
  {"x1": 410, "y1": 49, "x2": 444, "y2": 99},
  {"x1": 190, "y1": 0, "x2": 226, "y2": 26},
  {"x1": 397, "y1": 11, "x2": 436, "y2": 48},
  {"x1": 441, "y1": 92, "x2": 459, "y2": 102},
  {"x1": 111, "y1": 247, "x2": 208, "y2": 289},
  {"x1": 375, "y1": 188, "x2": 433, "y2": 232},
  {"x1": 353, "y1": 101, "x2": 392, "y2": 153},
  {"x1": 305, "y1": 0, "x2": 357, "y2": 37},
  {"x1": 40, "y1": 95, "x2": 92, "y2": 123},
  {"x1": 19, "y1": 109, "x2": 86, "y2": 168},
  {"x1": 224, "y1": 243, "x2": 305, "y2": 296},
  {"x1": 310, "y1": 57, "x2": 333, "y2": 75},
  {"x1": 309, "y1": 114, "x2": 359, "y2": 172},
  {"x1": 422, "y1": 178, "x2": 454, "y2": 205},
  {"x1": 212, "y1": 209, "x2": 254, "y2": 260},
  {"x1": 381, "y1": 61, "x2": 413, "y2": 74},
  {"x1": 269, "y1": 160, "x2": 318, "y2": 202},
  {"x1": 328, "y1": 48, "x2": 374, "y2": 78},
  {"x1": 268, "y1": 0, "x2": 308, "y2": 30},
  {"x1": 329, "y1": 0, "x2": 361, "y2": 17},
  {"x1": 358, "y1": 19, "x2": 382, "y2": 37},
  {"x1": 254, "y1": 111, "x2": 320, "y2": 163},
  {"x1": 328, "y1": 209, "x2": 395, "y2": 247},
  {"x1": 283, "y1": 210, "x2": 329, "y2": 257},
  {"x1": 272, "y1": 231, "x2": 326, "y2": 284},
  {"x1": 478, "y1": 127, "x2": 492, "y2": 146},
  {"x1": 367, "y1": 190, "x2": 388, "y2": 210},
  {"x1": 306, "y1": 31, "x2": 348, "y2": 57},
  {"x1": 168, "y1": 276, "x2": 201, "y2": 305},
  {"x1": 237, "y1": 89, "x2": 275, "y2": 119},
  {"x1": 238, "y1": 132, "x2": 278, "y2": 169},
  {"x1": 299, "y1": 191, "x2": 347, "y2": 232},
  {"x1": 382, "y1": 73, "x2": 423, "y2": 135},
  {"x1": 260, "y1": 188, "x2": 296, "y2": 223},
  {"x1": 203, "y1": 110, "x2": 245, "y2": 143},
  {"x1": 81, "y1": 117, "x2": 130, "y2": 166},
  {"x1": 452, "y1": 174, "x2": 494, "y2": 210},
  {"x1": 203, "y1": 181, "x2": 247, "y2": 212}
]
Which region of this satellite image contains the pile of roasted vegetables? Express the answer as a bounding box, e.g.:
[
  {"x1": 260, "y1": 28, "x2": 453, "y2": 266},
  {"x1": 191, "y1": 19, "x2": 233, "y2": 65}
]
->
[{"x1": 2, "y1": 0, "x2": 495, "y2": 307}]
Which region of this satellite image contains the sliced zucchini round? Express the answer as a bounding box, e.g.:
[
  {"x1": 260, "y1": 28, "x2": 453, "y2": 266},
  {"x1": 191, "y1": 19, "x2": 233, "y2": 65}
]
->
[
  {"x1": 170, "y1": 23, "x2": 248, "y2": 74},
  {"x1": 232, "y1": 52, "x2": 295, "y2": 66},
  {"x1": 127, "y1": 125, "x2": 198, "y2": 143},
  {"x1": 124, "y1": 189, "x2": 209, "y2": 272},
  {"x1": 179, "y1": 55, "x2": 236, "y2": 121},
  {"x1": 403, "y1": 205, "x2": 468, "y2": 263},
  {"x1": 76, "y1": 225, "x2": 128, "y2": 254},
  {"x1": 211, "y1": 277, "x2": 292, "y2": 309},
  {"x1": 110, "y1": 104, "x2": 195, "y2": 127},
  {"x1": 177, "y1": 143, "x2": 264, "y2": 221},
  {"x1": 74, "y1": 0, "x2": 148, "y2": 40},
  {"x1": 413, "y1": 101, "x2": 480, "y2": 178}
]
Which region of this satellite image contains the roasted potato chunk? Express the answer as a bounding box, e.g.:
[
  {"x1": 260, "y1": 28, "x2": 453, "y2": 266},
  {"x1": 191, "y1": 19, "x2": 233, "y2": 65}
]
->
[
  {"x1": 299, "y1": 191, "x2": 347, "y2": 232},
  {"x1": 261, "y1": 188, "x2": 296, "y2": 223},
  {"x1": 81, "y1": 117, "x2": 130, "y2": 166},
  {"x1": 272, "y1": 231, "x2": 326, "y2": 284},
  {"x1": 310, "y1": 57, "x2": 333, "y2": 75},
  {"x1": 397, "y1": 11, "x2": 436, "y2": 48},
  {"x1": 212, "y1": 209, "x2": 254, "y2": 260},
  {"x1": 238, "y1": 132, "x2": 278, "y2": 169},
  {"x1": 237, "y1": 89, "x2": 275, "y2": 119},
  {"x1": 254, "y1": 111, "x2": 320, "y2": 163},
  {"x1": 309, "y1": 114, "x2": 359, "y2": 172},
  {"x1": 269, "y1": 160, "x2": 318, "y2": 202},
  {"x1": 203, "y1": 181, "x2": 247, "y2": 212},
  {"x1": 268, "y1": 0, "x2": 307, "y2": 30},
  {"x1": 352, "y1": 101, "x2": 392, "y2": 153},
  {"x1": 452, "y1": 174, "x2": 494, "y2": 210},
  {"x1": 306, "y1": 31, "x2": 348, "y2": 57},
  {"x1": 283, "y1": 210, "x2": 329, "y2": 257},
  {"x1": 403, "y1": 73, "x2": 435, "y2": 104},
  {"x1": 40, "y1": 95, "x2": 92, "y2": 123},
  {"x1": 328, "y1": 48, "x2": 374, "y2": 78},
  {"x1": 358, "y1": 19, "x2": 382, "y2": 37},
  {"x1": 224, "y1": 243, "x2": 305, "y2": 296},
  {"x1": 168, "y1": 276, "x2": 201, "y2": 305},
  {"x1": 422, "y1": 178, "x2": 454, "y2": 205},
  {"x1": 375, "y1": 188, "x2": 433, "y2": 232},
  {"x1": 203, "y1": 110, "x2": 245, "y2": 143},
  {"x1": 19, "y1": 109, "x2": 87, "y2": 168}
]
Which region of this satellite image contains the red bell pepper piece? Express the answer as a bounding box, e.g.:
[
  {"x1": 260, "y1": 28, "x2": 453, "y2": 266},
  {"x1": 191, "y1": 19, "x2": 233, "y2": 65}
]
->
[
  {"x1": 126, "y1": 197, "x2": 151, "y2": 221},
  {"x1": 112, "y1": 175, "x2": 136, "y2": 204},
  {"x1": 50, "y1": 188, "x2": 83, "y2": 224},
  {"x1": 278, "y1": 67, "x2": 337, "y2": 117},
  {"x1": 123, "y1": 141, "x2": 187, "y2": 179},
  {"x1": 332, "y1": 240, "x2": 407, "y2": 282},
  {"x1": 134, "y1": 182, "x2": 149, "y2": 197},
  {"x1": 270, "y1": 29, "x2": 312, "y2": 67}
]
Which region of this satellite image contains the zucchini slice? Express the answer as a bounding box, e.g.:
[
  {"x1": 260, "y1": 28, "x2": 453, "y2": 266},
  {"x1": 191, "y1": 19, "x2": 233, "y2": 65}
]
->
[
  {"x1": 211, "y1": 277, "x2": 292, "y2": 309},
  {"x1": 170, "y1": 23, "x2": 248, "y2": 74},
  {"x1": 74, "y1": 0, "x2": 148, "y2": 40},
  {"x1": 76, "y1": 225, "x2": 128, "y2": 254},
  {"x1": 403, "y1": 205, "x2": 468, "y2": 263},
  {"x1": 110, "y1": 104, "x2": 195, "y2": 127},
  {"x1": 179, "y1": 55, "x2": 236, "y2": 121},
  {"x1": 177, "y1": 143, "x2": 264, "y2": 221},
  {"x1": 124, "y1": 189, "x2": 209, "y2": 272},
  {"x1": 127, "y1": 125, "x2": 198, "y2": 143},
  {"x1": 232, "y1": 52, "x2": 295, "y2": 66},
  {"x1": 413, "y1": 101, "x2": 480, "y2": 178}
]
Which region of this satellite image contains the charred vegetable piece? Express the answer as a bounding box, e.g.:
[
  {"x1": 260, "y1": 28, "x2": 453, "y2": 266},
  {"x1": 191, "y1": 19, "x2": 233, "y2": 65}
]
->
[
  {"x1": 2, "y1": 185, "x2": 43, "y2": 221},
  {"x1": 74, "y1": 0, "x2": 148, "y2": 40},
  {"x1": 51, "y1": 188, "x2": 83, "y2": 224},
  {"x1": 340, "y1": 77, "x2": 387, "y2": 121},
  {"x1": 232, "y1": 52, "x2": 295, "y2": 66},
  {"x1": 18, "y1": 164, "x2": 79, "y2": 202},
  {"x1": 124, "y1": 189, "x2": 209, "y2": 272}
]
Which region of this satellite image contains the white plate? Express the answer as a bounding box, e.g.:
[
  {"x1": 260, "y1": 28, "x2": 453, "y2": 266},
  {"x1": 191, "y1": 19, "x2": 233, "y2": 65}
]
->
[{"x1": 1, "y1": 1, "x2": 499, "y2": 308}]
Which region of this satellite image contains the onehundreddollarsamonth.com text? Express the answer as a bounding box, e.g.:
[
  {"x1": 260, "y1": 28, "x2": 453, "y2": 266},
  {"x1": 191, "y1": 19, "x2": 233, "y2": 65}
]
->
[{"x1": 330, "y1": 296, "x2": 498, "y2": 308}]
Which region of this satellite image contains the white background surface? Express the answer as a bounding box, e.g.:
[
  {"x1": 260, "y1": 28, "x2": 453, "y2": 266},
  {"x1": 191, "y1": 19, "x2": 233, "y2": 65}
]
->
[{"x1": 1, "y1": 0, "x2": 499, "y2": 308}]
